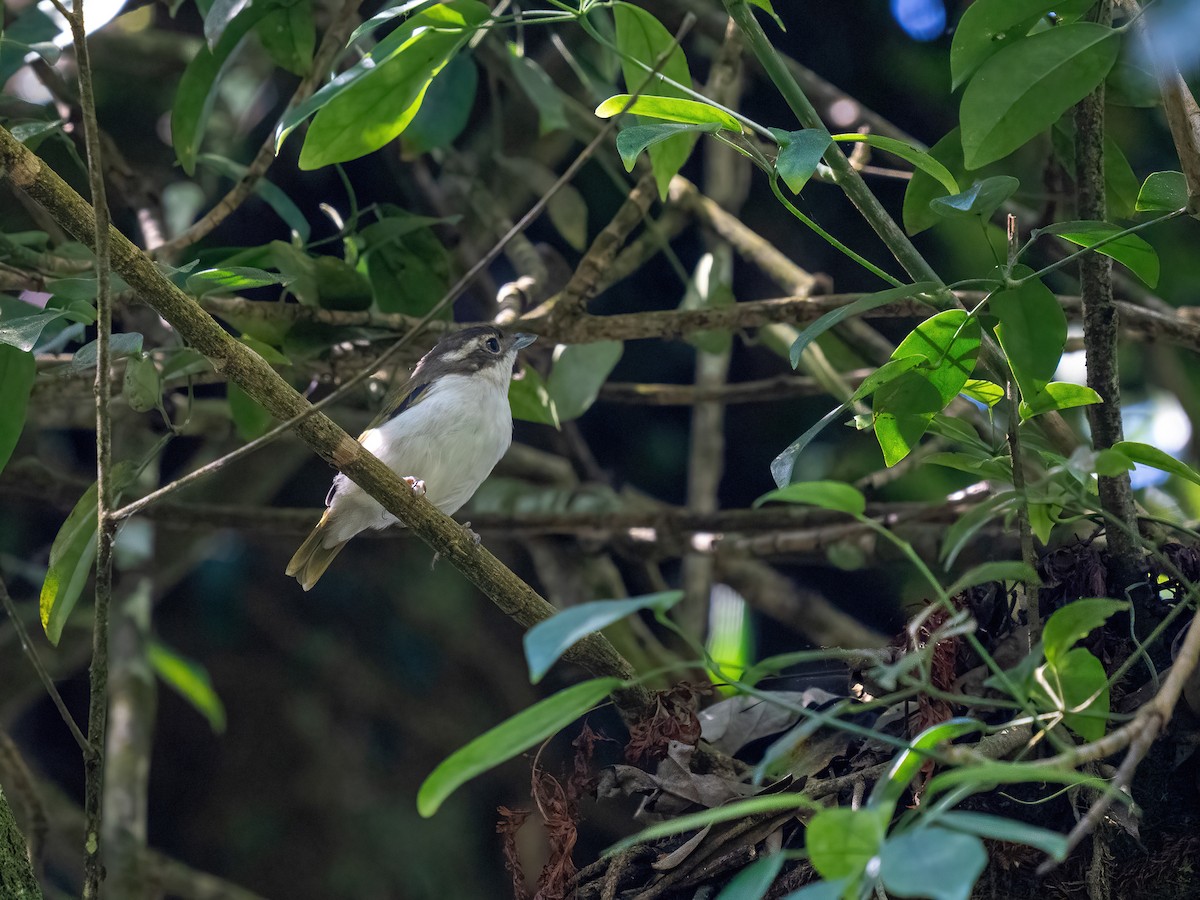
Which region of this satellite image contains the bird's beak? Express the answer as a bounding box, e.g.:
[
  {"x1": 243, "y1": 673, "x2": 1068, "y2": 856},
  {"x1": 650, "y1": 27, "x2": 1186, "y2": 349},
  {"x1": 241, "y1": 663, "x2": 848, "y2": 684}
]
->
[{"x1": 511, "y1": 333, "x2": 537, "y2": 351}]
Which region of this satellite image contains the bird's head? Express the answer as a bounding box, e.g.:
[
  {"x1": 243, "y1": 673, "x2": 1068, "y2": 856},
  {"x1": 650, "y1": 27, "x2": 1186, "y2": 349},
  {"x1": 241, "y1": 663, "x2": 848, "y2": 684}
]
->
[{"x1": 415, "y1": 326, "x2": 537, "y2": 389}]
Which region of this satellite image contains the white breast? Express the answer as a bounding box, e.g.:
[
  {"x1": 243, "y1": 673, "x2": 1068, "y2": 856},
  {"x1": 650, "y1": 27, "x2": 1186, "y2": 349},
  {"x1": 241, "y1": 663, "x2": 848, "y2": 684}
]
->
[{"x1": 323, "y1": 373, "x2": 513, "y2": 545}]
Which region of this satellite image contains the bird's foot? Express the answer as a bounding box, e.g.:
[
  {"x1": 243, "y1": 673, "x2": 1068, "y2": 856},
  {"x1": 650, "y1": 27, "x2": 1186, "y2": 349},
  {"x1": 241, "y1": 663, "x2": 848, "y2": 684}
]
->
[
  {"x1": 403, "y1": 476, "x2": 427, "y2": 497},
  {"x1": 429, "y1": 523, "x2": 482, "y2": 570}
]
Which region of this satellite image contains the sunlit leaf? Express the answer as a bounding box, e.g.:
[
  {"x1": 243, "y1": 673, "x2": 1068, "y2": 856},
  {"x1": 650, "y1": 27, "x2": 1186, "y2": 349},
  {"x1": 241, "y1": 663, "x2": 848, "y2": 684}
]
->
[
  {"x1": 880, "y1": 828, "x2": 986, "y2": 900},
  {"x1": 806, "y1": 807, "x2": 886, "y2": 880},
  {"x1": 149, "y1": 640, "x2": 227, "y2": 732},
  {"x1": 946, "y1": 561, "x2": 1039, "y2": 597},
  {"x1": 833, "y1": 133, "x2": 959, "y2": 194},
  {"x1": 40, "y1": 482, "x2": 99, "y2": 645},
  {"x1": 1112, "y1": 440, "x2": 1200, "y2": 487},
  {"x1": 596, "y1": 94, "x2": 740, "y2": 131},
  {"x1": 1019, "y1": 381, "x2": 1103, "y2": 420},
  {"x1": 753, "y1": 481, "x2": 866, "y2": 516},
  {"x1": 1041, "y1": 598, "x2": 1128, "y2": 666}
]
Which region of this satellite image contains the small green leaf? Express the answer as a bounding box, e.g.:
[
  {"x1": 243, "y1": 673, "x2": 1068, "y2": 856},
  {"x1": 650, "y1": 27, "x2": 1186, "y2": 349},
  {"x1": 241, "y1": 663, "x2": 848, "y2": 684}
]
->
[
  {"x1": 240, "y1": 335, "x2": 291, "y2": 365},
  {"x1": 606, "y1": 794, "x2": 819, "y2": 855},
  {"x1": 509, "y1": 364, "x2": 557, "y2": 426},
  {"x1": 870, "y1": 719, "x2": 985, "y2": 814},
  {"x1": 1042, "y1": 598, "x2": 1128, "y2": 666},
  {"x1": 1112, "y1": 440, "x2": 1200, "y2": 487},
  {"x1": 0, "y1": 345, "x2": 36, "y2": 475},
  {"x1": 1105, "y1": 137, "x2": 1139, "y2": 219},
  {"x1": 929, "y1": 176, "x2": 1019, "y2": 219},
  {"x1": 880, "y1": 828, "x2": 986, "y2": 900},
  {"x1": 149, "y1": 640, "x2": 227, "y2": 732},
  {"x1": 989, "y1": 274, "x2": 1066, "y2": 401},
  {"x1": 789, "y1": 282, "x2": 939, "y2": 368},
  {"x1": 69, "y1": 333, "x2": 145, "y2": 373},
  {"x1": 546, "y1": 341, "x2": 624, "y2": 422},
  {"x1": 1036, "y1": 220, "x2": 1159, "y2": 287},
  {"x1": 770, "y1": 128, "x2": 833, "y2": 194},
  {"x1": 228, "y1": 383, "x2": 274, "y2": 440},
  {"x1": 615, "y1": 123, "x2": 720, "y2": 173},
  {"x1": 360, "y1": 217, "x2": 453, "y2": 316},
  {"x1": 40, "y1": 482, "x2": 99, "y2": 645},
  {"x1": 507, "y1": 47, "x2": 568, "y2": 135},
  {"x1": 903, "y1": 129, "x2": 964, "y2": 235},
  {"x1": 833, "y1": 133, "x2": 959, "y2": 195},
  {"x1": 806, "y1": 807, "x2": 886, "y2": 880},
  {"x1": 524, "y1": 592, "x2": 683, "y2": 684},
  {"x1": 714, "y1": 854, "x2": 785, "y2": 900},
  {"x1": 256, "y1": 0, "x2": 315, "y2": 76},
  {"x1": 185, "y1": 267, "x2": 288, "y2": 296},
  {"x1": 613, "y1": 4, "x2": 696, "y2": 198},
  {"x1": 1019, "y1": 381, "x2": 1102, "y2": 420},
  {"x1": 848, "y1": 357, "x2": 925, "y2": 403},
  {"x1": 962, "y1": 378, "x2": 1004, "y2": 407},
  {"x1": 1036, "y1": 646, "x2": 1110, "y2": 741},
  {"x1": 122, "y1": 353, "x2": 162, "y2": 414},
  {"x1": 960, "y1": 23, "x2": 1120, "y2": 169},
  {"x1": 1135, "y1": 171, "x2": 1188, "y2": 212},
  {"x1": 596, "y1": 94, "x2": 740, "y2": 131},
  {"x1": 753, "y1": 481, "x2": 866, "y2": 516},
  {"x1": 418, "y1": 677, "x2": 624, "y2": 816},
  {"x1": 936, "y1": 811, "x2": 1069, "y2": 860},
  {"x1": 747, "y1": 0, "x2": 785, "y2": 30}
]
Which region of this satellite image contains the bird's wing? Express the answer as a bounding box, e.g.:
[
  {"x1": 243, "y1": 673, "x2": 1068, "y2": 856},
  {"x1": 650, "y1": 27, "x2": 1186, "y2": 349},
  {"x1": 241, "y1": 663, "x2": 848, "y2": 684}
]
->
[{"x1": 358, "y1": 376, "x2": 432, "y2": 438}]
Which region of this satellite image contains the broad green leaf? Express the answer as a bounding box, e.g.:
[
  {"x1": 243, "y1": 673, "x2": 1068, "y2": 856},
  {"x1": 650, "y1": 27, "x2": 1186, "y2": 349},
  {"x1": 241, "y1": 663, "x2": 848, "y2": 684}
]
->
[
  {"x1": 149, "y1": 640, "x2": 227, "y2": 732},
  {"x1": 418, "y1": 677, "x2": 624, "y2": 816},
  {"x1": 1106, "y1": 58, "x2": 1160, "y2": 108},
  {"x1": 1105, "y1": 137, "x2": 1139, "y2": 219},
  {"x1": 122, "y1": 353, "x2": 162, "y2": 414},
  {"x1": 69, "y1": 333, "x2": 145, "y2": 373},
  {"x1": 360, "y1": 218, "x2": 452, "y2": 315},
  {"x1": 753, "y1": 481, "x2": 866, "y2": 516},
  {"x1": 1019, "y1": 381, "x2": 1102, "y2": 420},
  {"x1": 256, "y1": 0, "x2": 315, "y2": 75},
  {"x1": 960, "y1": 23, "x2": 1120, "y2": 169},
  {"x1": 507, "y1": 47, "x2": 568, "y2": 135},
  {"x1": 616, "y1": 123, "x2": 721, "y2": 173},
  {"x1": 714, "y1": 854, "x2": 785, "y2": 900},
  {"x1": 770, "y1": 127, "x2": 832, "y2": 194},
  {"x1": 832, "y1": 133, "x2": 959, "y2": 195},
  {"x1": 873, "y1": 373, "x2": 949, "y2": 467},
  {"x1": 312, "y1": 257, "x2": 373, "y2": 311},
  {"x1": 949, "y1": 0, "x2": 1065, "y2": 89},
  {"x1": 1135, "y1": 171, "x2": 1188, "y2": 212},
  {"x1": 546, "y1": 341, "x2": 624, "y2": 422},
  {"x1": 903, "y1": 129, "x2": 963, "y2": 235},
  {"x1": 596, "y1": 94, "x2": 740, "y2": 131},
  {"x1": 204, "y1": 0, "x2": 250, "y2": 47},
  {"x1": 228, "y1": 383, "x2": 273, "y2": 440},
  {"x1": 1042, "y1": 598, "x2": 1128, "y2": 666},
  {"x1": 1037, "y1": 646, "x2": 1110, "y2": 741},
  {"x1": 523, "y1": 592, "x2": 683, "y2": 684},
  {"x1": 880, "y1": 828, "x2": 986, "y2": 900},
  {"x1": 509, "y1": 364, "x2": 557, "y2": 426},
  {"x1": 928, "y1": 413, "x2": 992, "y2": 451},
  {"x1": 962, "y1": 379, "x2": 1004, "y2": 407},
  {"x1": 929, "y1": 176, "x2": 1019, "y2": 219},
  {"x1": 869, "y1": 718, "x2": 985, "y2": 814},
  {"x1": 185, "y1": 267, "x2": 288, "y2": 296},
  {"x1": 989, "y1": 274, "x2": 1066, "y2": 401},
  {"x1": 935, "y1": 811, "x2": 1068, "y2": 860},
  {"x1": 788, "y1": 282, "x2": 939, "y2": 368},
  {"x1": 606, "y1": 794, "x2": 819, "y2": 855},
  {"x1": 347, "y1": 0, "x2": 438, "y2": 44},
  {"x1": 40, "y1": 482, "x2": 99, "y2": 645},
  {"x1": 173, "y1": 1, "x2": 280, "y2": 174},
  {"x1": 946, "y1": 561, "x2": 1039, "y2": 598},
  {"x1": 613, "y1": 4, "x2": 695, "y2": 198},
  {"x1": 0, "y1": 309, "x2": 68, "y2": 352},
  {"x1": 848, "y1": 357, "x2": 925, "y2": 403},
  {"x1": 197, "y1": 154, "x2": 310, "y2": 240},
  {"x1": 1028, "y1": 502, "x2": 1057, "y2": 544},
  {"x1": 1036, "y1": 220, "x2": 1159, "y2": 287},
  {"x1": 0, "y1": 346, "x2": 36, "y2": 475},
  {"x1": 1113, "y1": 440, "x2": 1200, "y2": 487},
  {"x1": 806, "y1": 807, "x2": 886, "y2": 880},
  {"x1": 299, "y1": 1, "x2": 489, "y2": 169},
  {"x1": 404, "y1": 54, "x2": 478, "y2": 153}
]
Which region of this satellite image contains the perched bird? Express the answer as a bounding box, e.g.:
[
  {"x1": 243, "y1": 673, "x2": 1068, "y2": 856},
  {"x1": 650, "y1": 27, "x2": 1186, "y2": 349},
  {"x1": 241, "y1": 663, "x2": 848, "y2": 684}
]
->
[{"x1": 286, "y1": 326, "x2": 536, "y2": 590}]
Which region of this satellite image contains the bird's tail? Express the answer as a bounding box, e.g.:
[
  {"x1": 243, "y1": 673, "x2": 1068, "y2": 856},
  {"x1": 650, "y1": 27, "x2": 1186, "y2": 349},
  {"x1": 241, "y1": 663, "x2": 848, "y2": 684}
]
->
[{"x1": 285, "y1": 511, "x2": 347, "y2": 591}]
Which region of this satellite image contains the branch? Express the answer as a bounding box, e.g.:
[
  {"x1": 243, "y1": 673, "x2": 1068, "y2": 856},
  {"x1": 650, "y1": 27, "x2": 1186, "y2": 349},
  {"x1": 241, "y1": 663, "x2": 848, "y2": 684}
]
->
[
  {"x1": 0, "y1": 781, "x2": 42, "y2": 900},
  {"x1": 0, "y1": 123, "x2": 655, "y2": 723},
  {"x1": 599, "y1": 370, "x2": 869, "y2": 405}
]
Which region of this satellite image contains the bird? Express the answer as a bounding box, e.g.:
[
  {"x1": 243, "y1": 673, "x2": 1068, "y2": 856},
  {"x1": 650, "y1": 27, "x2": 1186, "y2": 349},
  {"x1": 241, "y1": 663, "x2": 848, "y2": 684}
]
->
[{"x1": 286, "y1": 325, "x2": 537, "y2": 590}]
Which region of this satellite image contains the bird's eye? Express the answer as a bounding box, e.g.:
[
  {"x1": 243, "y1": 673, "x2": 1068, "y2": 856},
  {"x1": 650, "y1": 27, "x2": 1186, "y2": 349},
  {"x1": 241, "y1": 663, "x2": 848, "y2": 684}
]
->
[{"x1": 485, "y1": 337, "x2": 501, "y2": 353}]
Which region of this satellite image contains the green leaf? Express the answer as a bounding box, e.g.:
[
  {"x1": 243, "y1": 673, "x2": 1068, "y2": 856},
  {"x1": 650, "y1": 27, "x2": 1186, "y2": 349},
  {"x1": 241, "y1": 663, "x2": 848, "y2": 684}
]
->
[
  {"x1": 960, "y1": 23, "x2": 1120, "y2": 169},
  {"x1": 507, "y1": 47, "x2": 568, "y2": 135},
  {"x1": 753, "y1": 481, "x2": 866, "y2": 516},
  {"x1": 596, "y1": 94, "x2": 740, "y2": 131},
  {"x1": 403, "y1": 54, "x2": 478, "y2": 153},
  {"x1": 0, "y1": 309, "x2": 68, "y2": 352},
  {"x1": 714, "y1": 854, "x2": 785, "y2": 900},
  {"x1": 360, "y1": 217, "x2": 453, "y2": 316},
  {"x1": 204, "y1": 0, "x2": 250, "y2": 47},
  {"x1": 149, "y1": 640, "x2": 227, "y2": 732},
  {"x1": 1135, "y1": 171, "x2": 1188, "y2": 212},
  {"x1": 69, "y1": 333, "x2": 145, "y2": 373},
  {"x1": 509, "y1": 364, "x2": 556, "y2": 426},
  {"x1": 347, "y1": 0, "x2": 438, "y2": 44},
  {"x1": 173, "y1": 1, "x2": 280, "y2": 174},
  {"x1": 548, "y1": 341, "x2": 624, "y2": 422},
  {"x1": 962, "y1": 379, "x2": 1004, "y2": 407},
  {"x1": 769, "y1": 403, "x2": 849, "y2": 489},
  {"x1": 848, "y1": 357, "x2": 925, "y2": 403},
  {"x1": 185, "y1": 267, "x2": 288, "y2": 296},
  {"x1": 228, "y1": 383, "x2": 274, "y2": 440},
  {"x1": 869, "y1": 718, "x2": 985, "y2": 814},
  {"x1": 770, "y1": 128, "x2": 832, "y2": 194},
  {"x1": 935, "y1": 811, "x2": 1068, "y2": 860},
  {"x1": 806, "y1": 807, "x2": 886, "y2": 881},
  {"x1": 989, "y1": 274, "x2": 1066, "y2": 401},
  {"x1": 240, "y1": 335, "x2": 290, "y2": 365},
  {"x1": 1036, "y1": 220, "x2": 1159, "y2": 287},
  {"x1": 880, "y1": 828, "x2": 986, "y2": 900},
  {"x1": 256, "y1": 0, "x2": 315, "y2": 75},
  {"x1": 418, "y1": 677, "x2": 624, "y2": 816},
  {"x1": 1112, "y1": 440, "x2": 1200, "y2": 487},
  {"x1": 161, "y1": 348, "x2": 213, "y2": 380},
  {"x1": 122, "y1": 353, "x2": 162, "y2": 414},
  {"x1": 312, "y1": 256, "x2": 373, "y2": 311},
  {"x1": 946, "y1": 561, "x2": 1039, "y2": 598},
  {"x1": 903, "y1": 129, "x2": 964, "y2": 235},
  {"x1": 197, "y1": 154, "x2": 310, "y2": 240},
  {"x1": 1105, "y1": 137, "x2": 1139, "y2": 219},
  {"x1": 1019, "y1": 381, "x2": 1103, "y2": 420},
  {"x1": 524, "y1": 592, "x2": 683, "y2": 684},
  {"x1": 789, "y1": 282, "x2": 939, "y2": 368},
  {"x1": 613, "y1": 4, "x2": 695, "y2": 199},
  {"x1": 1042, "y1": 598, "x2": 1128, "y2": 666},
  {"x1": 926, "y1": 758, "x2": 1121, "y2": 801},
  {"x1": 778, "y1": 881, "x2": 849, "y2": 900},
  {"x1": 679, "y1": 249, "x2": 734, "y2": 354},
  {"x1": 606, "y1": 794, "x2": 819, "y2": 855},
  {"x1": 747, "y1": 0, "x2": 785, "y2": 31},
  {"x1": 298, "y1": 1, "x2": 489, "y2": 169},
  {"x1": 832, "y1": 133, "x2": 959, "y2": 195},
  {"x1": 615, "y1": 123, "x2": 720, "y2": 173},
  {"x1": 40, "y1": 481, "x2": 99, "y2": 645},
  {"x1": 1037, "y1": 646, "x2": 1110, "y2": 741},
  {"x1": 929, "y1": 175, "x2": 1019, "y2": 219},
  {"x1": 949, "y1": 0, "x2": 1063, "y2": 90},
  {"x1": 0, "y1": 346, "x2": 36, "y2": 476}
]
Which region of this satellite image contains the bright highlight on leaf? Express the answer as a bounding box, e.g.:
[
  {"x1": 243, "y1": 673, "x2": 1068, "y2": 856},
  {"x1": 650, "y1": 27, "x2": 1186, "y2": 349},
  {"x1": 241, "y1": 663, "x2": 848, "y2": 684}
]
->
[
  {"x1": 1135, "y1": 171, "x2": 1188, "y2": 212},
  {"x1": 832, "y1": 133, "x2": 959, "y2": 195},
  {"x1": 596, "y1": 95, "x2": 741, "y2": 131}
]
